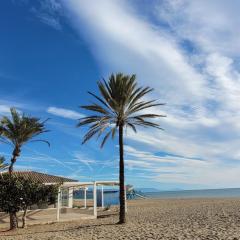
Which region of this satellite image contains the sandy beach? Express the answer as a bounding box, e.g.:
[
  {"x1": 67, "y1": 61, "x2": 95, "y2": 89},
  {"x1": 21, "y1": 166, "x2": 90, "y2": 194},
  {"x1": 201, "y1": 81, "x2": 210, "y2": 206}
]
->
[{"x1": 1, "y1": 198, "x2": 240, "y2": 239}]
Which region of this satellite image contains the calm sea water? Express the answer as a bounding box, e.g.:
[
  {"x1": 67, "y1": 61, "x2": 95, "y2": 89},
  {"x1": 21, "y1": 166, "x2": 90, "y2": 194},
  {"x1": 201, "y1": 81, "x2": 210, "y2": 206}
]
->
[
  {"x1": 145, "y1": 188, "x2": 240, "y2": 199},
  {"x1": 74, "y1": 190, "x2": 119, "y2": 206},
  {"x1": 74, "y1": 188, "x2": 240, "y2": 206}
]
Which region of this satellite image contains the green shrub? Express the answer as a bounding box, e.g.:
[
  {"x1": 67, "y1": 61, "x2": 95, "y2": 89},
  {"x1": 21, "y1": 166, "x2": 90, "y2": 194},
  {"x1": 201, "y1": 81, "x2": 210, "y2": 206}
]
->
[{"x1": 0, "y1": 175, "x2": 58, "y2": 228}]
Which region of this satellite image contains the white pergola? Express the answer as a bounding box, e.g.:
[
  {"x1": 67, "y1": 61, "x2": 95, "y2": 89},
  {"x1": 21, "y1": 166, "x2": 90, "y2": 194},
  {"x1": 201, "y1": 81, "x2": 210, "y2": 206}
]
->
[{"x1": 56, "y1": 180, "x2": 121, "y2": 221}]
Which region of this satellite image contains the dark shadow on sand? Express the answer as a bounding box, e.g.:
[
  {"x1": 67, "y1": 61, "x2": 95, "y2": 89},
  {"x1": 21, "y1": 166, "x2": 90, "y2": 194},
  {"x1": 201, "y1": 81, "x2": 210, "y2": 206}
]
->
[{"x1": 0, "y1": 222, "x2": 119, "y2": 236}]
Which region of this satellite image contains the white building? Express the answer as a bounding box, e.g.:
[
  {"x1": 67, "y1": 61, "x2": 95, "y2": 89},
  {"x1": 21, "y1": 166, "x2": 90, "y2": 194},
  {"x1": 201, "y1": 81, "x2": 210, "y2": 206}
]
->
[{"x1": 2, "y1": 171, "x2": 119, "y2": 221}]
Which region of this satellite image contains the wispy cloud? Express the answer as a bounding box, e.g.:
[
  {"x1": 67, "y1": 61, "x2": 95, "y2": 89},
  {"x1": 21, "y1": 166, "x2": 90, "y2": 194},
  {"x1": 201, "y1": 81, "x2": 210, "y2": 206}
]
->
[
  {"x1": 0, "y1": 98, "x2": 41, "y2": 115},
  {"x1": 14, "y1": 0, "x2": 240, "y2": 188},
  {"x1": 0, "y1": 105, "x2": 11, "y2": 115},
  {"x1": 47, "y1": 106, "x2": 84, "y2": 119},
  {"x1": 124, "y1": 145, "x2": 240, "y2": 189},
  {"x1": 73, "y1": 151, "x2": 96, "y2": 171},
  {"x1": 22, "y1": 146, "x2": 76, "y2": 171},
  {"x1": 156, "y1": 0, "x2": 240, "y2": 56},
  {"x1": 29, "y1": 0, "x2": 63, "y2": 30},
  {"x1": 0, "y1": 101, "x2": 25, "y2": 116},
  {"x1": 42, "y1": 0, "x2": 240, "y2": 188},
  {"x1": 36, "y1": 13, "x2": 62, "y2": 30}
]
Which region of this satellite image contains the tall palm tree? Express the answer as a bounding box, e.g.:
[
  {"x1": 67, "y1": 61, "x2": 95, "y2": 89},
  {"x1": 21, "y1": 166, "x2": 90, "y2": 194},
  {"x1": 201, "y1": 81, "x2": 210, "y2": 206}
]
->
[
  {"x1": 0, "y1": 108, "x2": 49, "y2": 176},
  {"x1": 0, "y1": 107, "x2": 49, "y2": 230},
  {"x1": 77, "y1": 73, "x2": 165, "y2": 224}
]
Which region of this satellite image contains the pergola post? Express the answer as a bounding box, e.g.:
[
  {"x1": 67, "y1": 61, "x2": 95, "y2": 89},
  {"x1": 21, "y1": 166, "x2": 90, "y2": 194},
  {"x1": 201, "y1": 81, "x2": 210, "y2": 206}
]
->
[
  {"x1": 125, "y1": 185, "x2": 127, "y2": 213},
  {"x1": 93, "y1": 181, "x2": 97, "y2": 218},
  {"x1": 101, "y1": 185, "x2": 104, "y2": 209},
  {"x1": 68, "y1": 187, "x2": 73, "y2": 208},
  {"x1": 56, "y1": 187, "x2": 61, "y2": 221},
  {"x1": 84, "y1": 187, "x2": 87, "y2": 209}
]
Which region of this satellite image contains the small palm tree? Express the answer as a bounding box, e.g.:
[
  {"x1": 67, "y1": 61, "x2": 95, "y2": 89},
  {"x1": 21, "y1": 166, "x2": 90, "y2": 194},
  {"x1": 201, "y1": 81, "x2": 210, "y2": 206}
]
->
[
  {"x1": 0, "y1": 107, "x2": 49, "y2": 230},
  {"x1": 0, "y1": 108, "x2": 49, "y2": 175},
  {"x1": 77, "y1": 73, "x2": 165, "y2": 224}
]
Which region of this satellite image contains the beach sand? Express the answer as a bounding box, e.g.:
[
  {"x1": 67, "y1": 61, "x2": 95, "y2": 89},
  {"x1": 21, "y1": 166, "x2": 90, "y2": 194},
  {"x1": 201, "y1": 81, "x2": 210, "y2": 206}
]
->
[{"x1": 1, "y1": 198, "x2": 240, "y2": 239}]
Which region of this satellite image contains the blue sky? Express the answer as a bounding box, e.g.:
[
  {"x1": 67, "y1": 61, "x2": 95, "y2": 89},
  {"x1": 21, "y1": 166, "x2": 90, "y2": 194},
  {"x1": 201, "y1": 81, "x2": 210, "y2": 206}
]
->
[{"x1": 1, "y1": 0, "x2": 240, "y2": 190}]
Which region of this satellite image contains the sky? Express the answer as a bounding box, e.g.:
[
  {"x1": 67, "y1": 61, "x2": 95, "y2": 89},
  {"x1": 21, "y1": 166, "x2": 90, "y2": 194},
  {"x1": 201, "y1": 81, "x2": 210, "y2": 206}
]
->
[{"x1": 1, "y1": 0, "x2": 240, "y2": 190}]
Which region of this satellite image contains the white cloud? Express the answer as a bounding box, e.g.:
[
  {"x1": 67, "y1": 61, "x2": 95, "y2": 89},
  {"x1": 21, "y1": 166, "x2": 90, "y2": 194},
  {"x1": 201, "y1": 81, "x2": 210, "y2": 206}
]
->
[
  {"x1": 47, "y1": 106, "x2": 84, "y2": 119},
  {"x1": 124, "y1": 145, "x2": 240, "y2": 189},
  {"x1": 69, "y1": 1, "x2": 207, "y2": 101},
  {"x1": 0, "y1": 102, "x2": 24, "y2": 116},
  {"x1": 0, "y1": 105, "x2": 11, "y2": 115},
  {"x1": 156, "y1": 0, "x2": 240, "y2": 56},
  {"x1": 40, "y1": 0, "x2": 240, "y2": 188}
]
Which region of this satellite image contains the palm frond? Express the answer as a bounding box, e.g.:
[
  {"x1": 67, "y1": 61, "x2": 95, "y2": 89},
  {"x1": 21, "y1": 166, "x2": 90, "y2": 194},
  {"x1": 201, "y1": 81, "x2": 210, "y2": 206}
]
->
[
  {"x1": 130, "y1": 114, "x2": 166, "y2": 119},
  {"x1": 100, "y1": 130, "x2": 112, "y2": 148},
  {"x1": 0, "y1": 156, "x2": 8, "y2": 170},
  {"x1": 87, "y1": 91, "x2": 111, "y2": 110},
  {"x1": 133, "y1": 118, "x2": 163, "y2": 130},
  {"x1": 77, "y1": 73, "x2": 165, "y2": 146},
  {"x1": 0, "y1": 107, "x2": 49, "y2": 148},
  {"x1": 111, "y1": 127, "x2": 117, "y2": 139},
  {"x1": 30, "y1": 139, "x2": 50, "y2": 147},
  {"x1": 128, "y1": 87, "x2": 153, "y2": 109},
  {"x1": 126, "y1": 122, "x2": 137, "y2": 133},
  {"x1": 81, "y1": 104, "x2": 111, "y2": 115},
  {"x1": 77, "y1": 116, "x2": 111, "y2": 127},
  {"x1": 82, "y1": 128, "x2": 102, "y2": 145},
  {"x1": 127, "y1": 101, "x2": 165, "y2": 115}
]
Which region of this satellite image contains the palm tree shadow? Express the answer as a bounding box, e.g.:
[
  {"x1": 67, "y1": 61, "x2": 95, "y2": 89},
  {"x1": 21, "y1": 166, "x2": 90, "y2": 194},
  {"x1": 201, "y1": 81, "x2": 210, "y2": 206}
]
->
[
  {"x1": 97, "y1": 213, "x2": 118, "y2": 219},
  {"x1": 0, "y1": 222, "x2": 119, "y2": 236}
]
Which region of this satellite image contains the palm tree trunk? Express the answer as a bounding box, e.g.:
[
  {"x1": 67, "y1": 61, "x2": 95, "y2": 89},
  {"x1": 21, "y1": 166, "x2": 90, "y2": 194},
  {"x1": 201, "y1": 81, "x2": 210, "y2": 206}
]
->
[
  {"x1": 118, "y1": 124, "x2": 126, "y2": 224},
  {"x1": 9, "y1": 146, "x2": 20, "y2": 175},
  {"x1": 10, "y1": 212, "x2": 18, "y2": 230},
  {"x1": 9, "y1": 146, "x2": 20, "y2": 230}
]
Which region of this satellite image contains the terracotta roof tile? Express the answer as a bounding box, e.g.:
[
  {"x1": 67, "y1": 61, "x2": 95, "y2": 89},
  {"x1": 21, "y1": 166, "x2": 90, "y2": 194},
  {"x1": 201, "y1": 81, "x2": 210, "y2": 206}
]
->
[{"x1": 2, "y1": 171, "x2": 77, "y2": 183}]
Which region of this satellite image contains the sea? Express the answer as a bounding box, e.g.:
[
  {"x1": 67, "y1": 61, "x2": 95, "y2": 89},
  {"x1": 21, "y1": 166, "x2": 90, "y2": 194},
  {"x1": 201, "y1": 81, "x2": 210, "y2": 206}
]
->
[
  {"x1": 74, "y1": 190, "x2": 120, "y2": 206},
  {"x1": 74, "y1": 188, "x2": 240, "y2": 206},
  {"x1": 146, "y1": 188, "x2": 240, "y2": 199}
]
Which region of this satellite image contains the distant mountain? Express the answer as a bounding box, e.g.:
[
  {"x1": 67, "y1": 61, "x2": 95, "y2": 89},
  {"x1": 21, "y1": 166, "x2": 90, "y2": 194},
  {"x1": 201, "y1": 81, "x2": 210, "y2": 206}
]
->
[
  {"x1": 164, "y1": 188, "x2": 184, "y2": 192},
  {"x1": 136, "y1": 188, "x2": 160, "y2": 193},
  {"x1": 136, "y1": 187, "x2": 184, "y2": 193}
]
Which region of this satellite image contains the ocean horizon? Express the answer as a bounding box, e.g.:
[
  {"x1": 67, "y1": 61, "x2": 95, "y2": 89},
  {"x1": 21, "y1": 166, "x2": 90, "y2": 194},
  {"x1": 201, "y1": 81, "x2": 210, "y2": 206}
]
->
[
  {"x1": 74, "y1": 187, "x2": 240, "y2": 207},
  {"x1": 145, "y1": 187, "x2": 240, "y2": 199}
]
